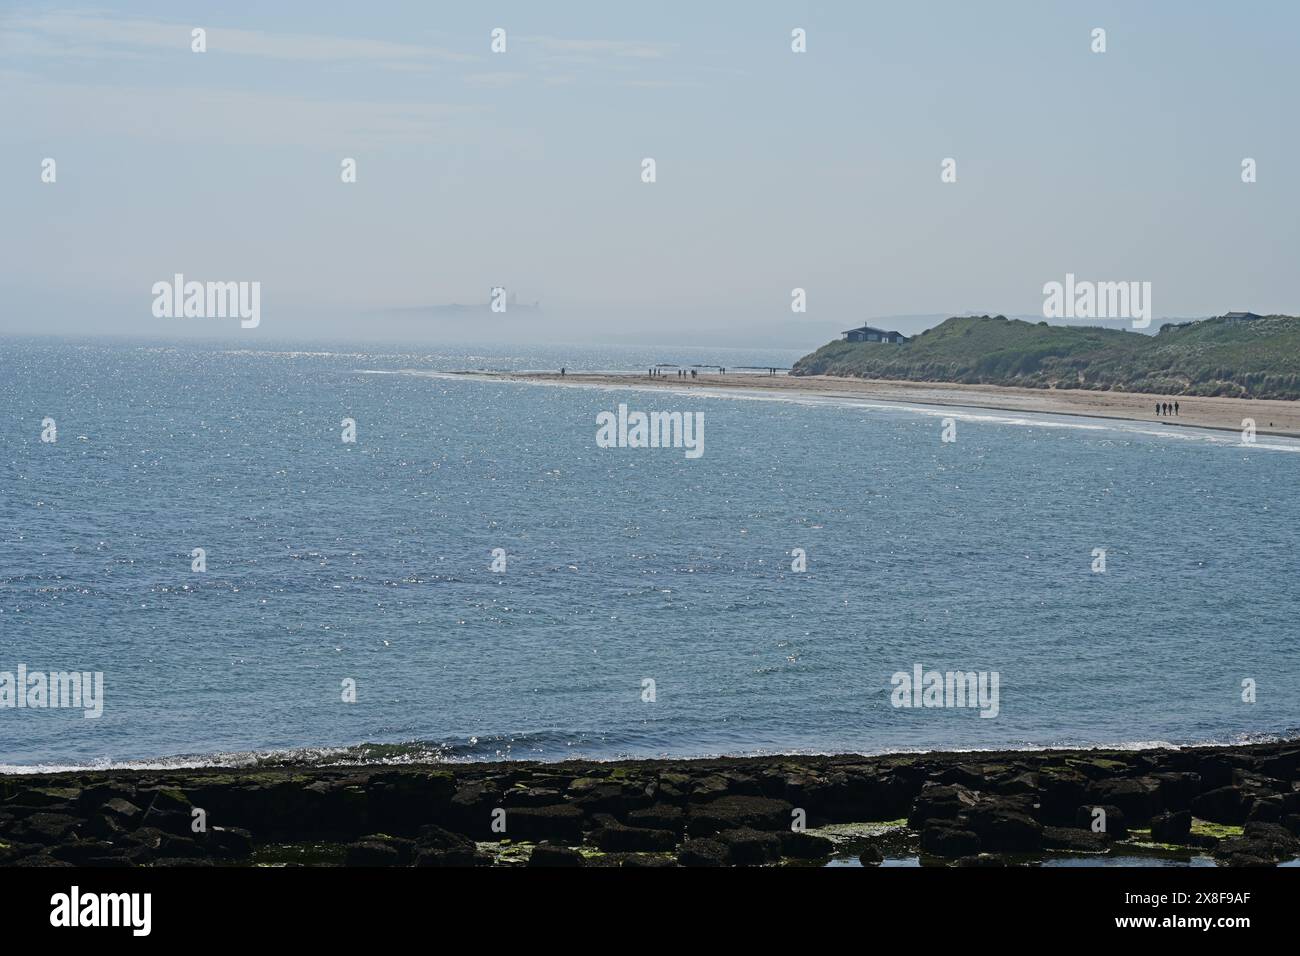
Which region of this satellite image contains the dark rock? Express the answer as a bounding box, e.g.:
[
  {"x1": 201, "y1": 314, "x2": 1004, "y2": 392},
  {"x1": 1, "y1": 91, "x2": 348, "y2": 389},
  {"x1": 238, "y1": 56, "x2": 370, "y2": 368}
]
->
[
  {"x1": 626, "y1": 804, "x2": 685, "y2": 832},
  {"x1": 527, "y1": 844, "x2": 584, "y2": 867},
  {"x1": 207, "y1": 826, "x2": 254, "y2": 858},
  {"x1": 715, "y1": 827, "x2": 781, "y2": 865},
  {"x1": 449, "y1": 782, "x2": 502, "y2": 836},
  {"x1": 654, "y1": 772, "x2": 692, "y2": 803},
  {"x1": 1259, "y1": 749, "x2": 1300, "y2": 782},
  {"x1": 958, "y1": 803, "x2": 1042, "y2": 851},
  {"x1": 77, "y1": 783, "x2": 135, "y2": 811},
  {"x1": 1213, "y1": 832, "x2": 1289, "y2": 866},
  {"x1": 345, "y1": 839, "x2": 401, "y2": 867},
  {"x1": 154, "y1": 833, "x2": 207, "y2": 859},
  {"x1": 1084, "y1": 777, "x2": 1162, "y2": 824},
  {"x1": 996, "y1": 771, "x2": 1040, "y2": 795},
  {"x1": 593, "y1": 822, "x2": 678, "y2": 853},
  {"x1": 620, "y1": 853, "x2": 676, "y2": 867},
  {"x1": 502, "y1": 787, "x2": 564, "y2": 808},
  {"x1": 144, "y1": 810, "x2": 196, "y2": 837},
  {"x1": 1149, "y1": 772, "x2": 1201, "y2": 812},
  {"x1": 10, "y1": 787, "x2": 79, "y2": 809},
  {"x1": 1242, "y1": 821, "x2": 1300, "y2": 854},
  {"x1": 677, "y1": 838, "x2": 729, "y2": 867},
  {"x1": 920, "y1": 824, "x2": 981, "y2": 858},
  {"x1": 101, "y1": 798, "x2": 143, "y2": 826},
  {"x1": 151, "y1": 857, "x2": 216, "y2": 867},
  {"x1": 1246, "y1": 795, "x2": 1284, "y2": 823},
  {"x1": 11, "y1": 853, "x2": 75, "y2": 867},
  {"x1": 567, "y1": 779, "x2": 651, "y2": 817},
  {"x1": 1149, "y1": 810, "x2": 1192, "y2": 843},
  {"x1": 858, "y1": 844, "x2": 883, "y2": 865},
  {"x1": 83, "y1": 814, "x2": 127, "y2": 840},
  {"x1": 688, "y1": 775, "x2": 733, "y2": 802},
  {"x1": 1192, "y1": 786, "x2": 1249, "y2": 824},
  {"x1": 908, "y1": 783, "x2": 978, "y2": 828},
  {"x1": 1067, "y1": 755, "x2": 1133, "y2": 781},
  {"x1": 140, "y1": 788, "x2": 192, "y2": 816},
  {"x1": 414, "y1": 824, "x2": 477, "y2": 865},
  {"x1": 937, "y1": 764, "x2": 988, "y2": 789},
  {"x1": 49, "y1": 840, "x2": 119, "y2": 865},
  {"x1": 123, "y1": 826, "x2": 164, "y2": 852},
  {"x1": 780, "y1": 830, "x2": 835, "y2": 859},
  {"x1": 689, "y1": 795, "x2": 794, "y2": 835},
  {"x1": 12, "y1": 812, "x2": 79, "y2": 844},
  {"x1": 1042, "y1": 826, "x2": 1110, "y2": 852},
  {"x1": 501, "y1": 805, "x2": 585, "y2": 842},
  {"x1": 1196, "y1": 756, "x2": 1236, "y2": 791},
  {"x1": 811, "y1": 771, "x2": 916, "y2": 821},
  {"x1": 1037, "y1": 765, "x2": 1090, "y2": 823},
  {"x1": 368, "y1": 771, "x2": 456, "y2": 833}
]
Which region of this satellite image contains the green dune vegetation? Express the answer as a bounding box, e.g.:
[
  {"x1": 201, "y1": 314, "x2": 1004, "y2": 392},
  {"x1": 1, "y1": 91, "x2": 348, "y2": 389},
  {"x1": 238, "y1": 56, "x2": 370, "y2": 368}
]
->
[{"x1": 792, "y1": 314, "x2": 1300, "y2": 400}]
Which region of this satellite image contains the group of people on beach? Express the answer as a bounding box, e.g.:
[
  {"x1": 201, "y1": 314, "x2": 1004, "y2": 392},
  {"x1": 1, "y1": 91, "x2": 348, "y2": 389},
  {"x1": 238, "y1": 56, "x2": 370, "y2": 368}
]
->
[
  {"x1": 1156, "y1": 400, "x2": 1180, "y2": 417},
  {"x1": 649, "y1": 368, "x2": 703, "y2": 378}
]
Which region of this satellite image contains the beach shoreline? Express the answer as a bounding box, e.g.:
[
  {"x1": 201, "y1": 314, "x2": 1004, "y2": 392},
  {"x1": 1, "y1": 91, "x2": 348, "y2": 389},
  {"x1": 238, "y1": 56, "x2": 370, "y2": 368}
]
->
[
  {"x1": 4, "y1": 739, "x2": 1296, "y2": 867},
  {"x1": 460, "y1": 371, "x2": 1300, "y2": 439}
]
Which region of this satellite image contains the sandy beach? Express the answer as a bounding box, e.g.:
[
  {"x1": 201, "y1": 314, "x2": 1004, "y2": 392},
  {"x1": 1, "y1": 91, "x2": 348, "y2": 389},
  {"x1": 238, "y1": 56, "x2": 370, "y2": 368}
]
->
[{"x1": 480, "y1": 371, "x2": 1300, "y2": 439}]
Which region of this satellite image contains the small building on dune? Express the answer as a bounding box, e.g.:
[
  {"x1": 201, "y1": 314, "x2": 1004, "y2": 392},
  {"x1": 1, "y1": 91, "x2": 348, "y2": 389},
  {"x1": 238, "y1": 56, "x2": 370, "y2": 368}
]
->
[
  {"x1": 842, "y1": 325, "x2": 908, "y2": 344},
  {"x1": 1224, "y1": 311, "x2": 1262, "y2": 324}
]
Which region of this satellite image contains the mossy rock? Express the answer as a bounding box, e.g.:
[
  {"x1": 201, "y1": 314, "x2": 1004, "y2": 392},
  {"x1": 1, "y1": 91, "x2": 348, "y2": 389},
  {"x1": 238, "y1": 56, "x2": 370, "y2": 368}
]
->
[
  {"x1": 251, "y1": 842, "x2": 348, "y2": 866},
  {"x1": 1190, "y1": 819, "x2": 1243, "y2": 839}
]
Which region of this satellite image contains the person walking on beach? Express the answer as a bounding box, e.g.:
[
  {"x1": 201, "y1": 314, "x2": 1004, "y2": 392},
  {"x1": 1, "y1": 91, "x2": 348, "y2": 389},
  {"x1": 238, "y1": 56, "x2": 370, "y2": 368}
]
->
[
  {"x1": 1155, "y1": 402, "x2": 1160, "y2": 416},
  {"x1": 560, "y1": 367, "x2": 565, "y2": 377},
  {"x1": 1175, "y1": 401, "x2": 1180, "y2": 415}
]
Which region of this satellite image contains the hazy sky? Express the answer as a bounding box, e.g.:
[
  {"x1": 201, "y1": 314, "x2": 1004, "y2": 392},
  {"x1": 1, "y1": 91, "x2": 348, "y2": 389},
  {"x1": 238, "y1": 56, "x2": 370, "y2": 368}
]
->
[{"x1": 2, "y1": 1, "x2": 1296, "y2": 347}]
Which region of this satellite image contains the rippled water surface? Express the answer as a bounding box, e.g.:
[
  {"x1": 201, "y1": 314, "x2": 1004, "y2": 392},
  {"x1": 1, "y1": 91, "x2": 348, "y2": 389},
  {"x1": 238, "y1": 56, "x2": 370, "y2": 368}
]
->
[{"x1": 2, "y1": 337, "x2": 1298, "y2": 770}]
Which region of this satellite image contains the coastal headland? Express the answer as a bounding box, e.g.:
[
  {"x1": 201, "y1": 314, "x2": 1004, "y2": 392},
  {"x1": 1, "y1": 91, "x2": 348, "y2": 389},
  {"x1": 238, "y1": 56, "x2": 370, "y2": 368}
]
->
[
  {"x1": 471, "y1": 370, "x2": 1300, "y2": 439},
  {"x1": 3, "y1": 741, "x2": 1297, "y2": 867}
]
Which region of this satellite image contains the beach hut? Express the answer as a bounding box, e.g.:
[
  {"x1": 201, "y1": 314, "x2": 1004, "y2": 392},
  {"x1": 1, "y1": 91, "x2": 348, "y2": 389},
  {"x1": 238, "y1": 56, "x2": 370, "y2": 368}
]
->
[{"x1": 842, "y1": 325, "x2": 908, "y2": 343}]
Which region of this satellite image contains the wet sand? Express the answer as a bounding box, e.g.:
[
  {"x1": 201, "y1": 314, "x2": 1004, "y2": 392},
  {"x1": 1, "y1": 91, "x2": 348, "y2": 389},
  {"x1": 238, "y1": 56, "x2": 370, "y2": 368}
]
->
[{"x1": 474, "y1": 371, "x2": 1300, "y2": 439}]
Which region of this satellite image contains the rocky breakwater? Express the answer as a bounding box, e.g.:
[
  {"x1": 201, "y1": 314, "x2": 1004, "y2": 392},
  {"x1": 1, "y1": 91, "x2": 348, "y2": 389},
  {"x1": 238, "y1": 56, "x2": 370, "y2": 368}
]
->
[{"x1": 1, "y1": 741, "x2": 1298, "y2": 867}]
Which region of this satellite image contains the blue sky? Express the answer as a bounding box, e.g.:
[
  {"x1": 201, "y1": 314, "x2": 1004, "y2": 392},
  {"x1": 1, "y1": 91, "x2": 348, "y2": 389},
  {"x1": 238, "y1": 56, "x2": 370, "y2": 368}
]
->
[{"x1": 1, "y1": 1, "x2": 1296, "y2": 346}]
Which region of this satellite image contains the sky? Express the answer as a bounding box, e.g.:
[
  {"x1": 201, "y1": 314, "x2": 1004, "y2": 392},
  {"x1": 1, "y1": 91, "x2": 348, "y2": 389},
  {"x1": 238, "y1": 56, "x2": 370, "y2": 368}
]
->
[{"x1": 1, "y1": 1, "x2": 1297, "y2": 348}]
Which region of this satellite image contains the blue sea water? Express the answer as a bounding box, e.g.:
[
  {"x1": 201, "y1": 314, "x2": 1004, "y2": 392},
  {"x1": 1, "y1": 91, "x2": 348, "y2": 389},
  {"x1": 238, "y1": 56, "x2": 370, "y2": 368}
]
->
[{"x1": 2, "y1": 336, "x2": 1298, "y2": 771}]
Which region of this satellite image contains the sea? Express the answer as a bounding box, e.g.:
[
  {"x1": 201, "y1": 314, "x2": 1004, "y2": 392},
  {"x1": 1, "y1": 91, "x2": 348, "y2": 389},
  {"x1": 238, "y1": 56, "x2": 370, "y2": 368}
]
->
[{"x1": 2, "y1": 336, "x2": 1298, "y2": 773}]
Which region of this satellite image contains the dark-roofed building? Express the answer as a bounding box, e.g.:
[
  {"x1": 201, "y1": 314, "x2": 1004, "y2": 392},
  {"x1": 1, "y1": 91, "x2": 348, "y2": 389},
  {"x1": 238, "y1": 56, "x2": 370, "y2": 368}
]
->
[
  {"x1": 1224, "y1": 311, "x2": 1262, "y2": 324},
  {"x1": 842, "y1": 325, "x2": 908, "y2": 344}
]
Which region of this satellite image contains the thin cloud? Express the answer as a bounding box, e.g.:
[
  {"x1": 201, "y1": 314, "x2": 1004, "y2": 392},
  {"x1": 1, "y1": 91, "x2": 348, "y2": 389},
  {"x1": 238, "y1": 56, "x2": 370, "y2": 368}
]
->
[
  {"x1": 519, "y1": 35, "x2": 679, "y2": 61},
  {"x1": 10, "y1": 77, "x2": 482, "y2": 147},
  {"x1": 0, "y1": 10, "x2": 477, "y2": 67}
]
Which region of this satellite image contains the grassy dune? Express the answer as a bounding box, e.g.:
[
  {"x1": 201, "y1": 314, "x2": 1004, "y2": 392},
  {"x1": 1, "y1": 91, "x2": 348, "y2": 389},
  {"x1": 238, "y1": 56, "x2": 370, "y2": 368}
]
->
[{"x1": 792, "y1": 314, "x2": 1300, "y2": 400}]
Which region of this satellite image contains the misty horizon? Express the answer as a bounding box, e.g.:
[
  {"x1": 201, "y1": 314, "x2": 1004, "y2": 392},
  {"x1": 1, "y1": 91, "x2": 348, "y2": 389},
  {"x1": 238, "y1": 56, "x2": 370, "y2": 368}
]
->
[{"x1": 3, "y1": 1, "x2": 1296, "y2": 349}]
